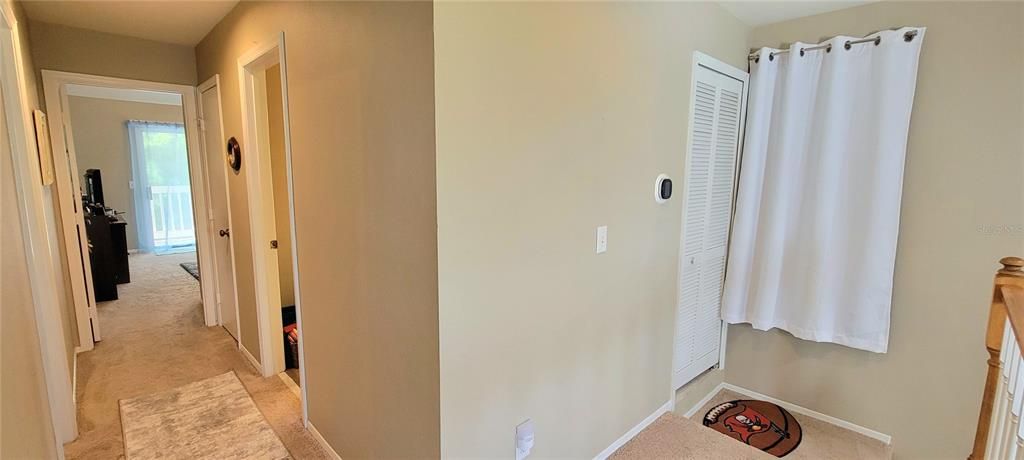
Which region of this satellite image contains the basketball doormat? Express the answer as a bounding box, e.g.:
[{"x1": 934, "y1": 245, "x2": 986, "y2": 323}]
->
[{"x1": 703, "y1": 399, "x2": 802, "y2": 457}]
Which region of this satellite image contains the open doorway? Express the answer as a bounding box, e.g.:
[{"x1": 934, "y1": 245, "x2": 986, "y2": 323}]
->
[
  {"x1": 262, "y1": 63, "x2": 300, "y2": 388},
  {"x1": 238, "y1": 34, "x2": 306, "y2": 405},
  {"x1": 68, "y1": 85, "x2": 199, "y2": 311},
  {"x1": 41, "y1": 71, "x2": 218, "y2": 351}
]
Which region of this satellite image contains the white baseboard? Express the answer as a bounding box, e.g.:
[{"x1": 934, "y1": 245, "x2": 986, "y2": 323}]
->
[
  {"x1": 683, "y1": 381, "x2": 726, "y2": 418},
  {"x1": 308, "y1": 421, "x2": 342, "y2": 460},
  {"x1": 239, "y1": 345, "x2": 261, "y2": 373},
  {"x1": 71, "y1": 351, "x2": 78, "y2": 404},
  {"x1": 716, "y1": 383, "x2": 892, "y2": 445},
  {"x1": 594, "y1": 399, "x2": 674, "y2": 460},
  {"x1": 277, "y1": 372, "x2": 301, "y2": 398}
]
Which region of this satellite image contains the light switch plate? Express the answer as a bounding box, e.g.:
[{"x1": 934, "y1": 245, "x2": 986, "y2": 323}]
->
[{"x1": 596, "y1": 226, "x2": 608, "y2": 254}]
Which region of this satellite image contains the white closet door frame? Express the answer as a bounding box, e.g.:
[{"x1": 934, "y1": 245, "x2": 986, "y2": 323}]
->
[{"x1": 671, "y1": 51, "x2": 749, "y2": 390}]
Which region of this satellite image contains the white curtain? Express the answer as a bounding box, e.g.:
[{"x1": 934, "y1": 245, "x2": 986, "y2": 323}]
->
[
  {"x1": 721, "y1": 27, "x2": 925, "y2": 353},
  {"x1": 127, "y1": 120, "x2": 194, "y2": 254}
]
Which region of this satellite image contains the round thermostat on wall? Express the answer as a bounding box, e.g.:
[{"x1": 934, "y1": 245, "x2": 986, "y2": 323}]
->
[{"x1": 655, "y1": 174, "x2": 672, "y2": 204}]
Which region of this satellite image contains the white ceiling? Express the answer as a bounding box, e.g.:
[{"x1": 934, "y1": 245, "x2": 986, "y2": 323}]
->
[
  {"x1": 21, "y1": 1, "x2": 239, "y2": 46},
  {"x1": 20, "y1": 1, "x2": 874, "y2": 45},
  {"x1": 718, "y1": 1, "x2": 875, "y2": 27}
]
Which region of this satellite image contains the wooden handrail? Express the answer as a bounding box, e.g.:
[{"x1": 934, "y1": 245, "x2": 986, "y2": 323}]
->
[
  {"x1": 970, "y1": 256, "x2": 1024, "y2": 460},
  {"x1": 1003, "y1": 285, "x2": 1024, "y2": 357}
]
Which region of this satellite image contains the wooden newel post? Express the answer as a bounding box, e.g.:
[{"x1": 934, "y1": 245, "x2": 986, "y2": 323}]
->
[{"x1": 970, "y1": 256, "x2": 1024, "y2": 460}]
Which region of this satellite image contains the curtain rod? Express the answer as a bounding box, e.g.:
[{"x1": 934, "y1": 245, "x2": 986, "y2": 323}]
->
[{"x1": 748, "y1": 29, "x2": 918, "y2": 62}]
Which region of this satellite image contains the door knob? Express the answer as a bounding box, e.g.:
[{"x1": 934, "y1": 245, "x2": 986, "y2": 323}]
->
[{"x1": 219, "y1": 228, "x2": 230, "y2": 237}]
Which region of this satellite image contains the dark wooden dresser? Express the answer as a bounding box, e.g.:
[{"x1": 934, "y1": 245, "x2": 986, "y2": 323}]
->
[{"x1": 85, "y1": 212, "x2": 130, "y2": 302}]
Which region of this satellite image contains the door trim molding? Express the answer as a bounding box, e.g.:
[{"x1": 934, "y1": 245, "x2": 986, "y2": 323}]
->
[
  {"x1": 41, "y1": 69, "x2": 220, "y2": 337},
  {"x1": 237, "y1": 32, "x2": 309, "y2": 425}
]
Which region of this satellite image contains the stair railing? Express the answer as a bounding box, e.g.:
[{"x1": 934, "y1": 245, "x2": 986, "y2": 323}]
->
[{"x1": 971, "y1": 256, "x2": 1024, "y2": 460}]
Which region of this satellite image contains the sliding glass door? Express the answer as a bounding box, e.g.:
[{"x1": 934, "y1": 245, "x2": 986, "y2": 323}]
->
[{"x1": 128, "y1": 121, "x2": 195, "y2": 254}]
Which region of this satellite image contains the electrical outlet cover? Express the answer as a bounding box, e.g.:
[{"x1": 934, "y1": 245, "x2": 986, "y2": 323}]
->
[{"x1": 516, "y1": 419, "x2": 535, "y2": 460}]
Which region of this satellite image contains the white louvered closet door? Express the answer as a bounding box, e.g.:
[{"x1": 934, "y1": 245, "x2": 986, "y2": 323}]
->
[{"x1": 673, "y1": 60, "x2": 746, "y2": 390}]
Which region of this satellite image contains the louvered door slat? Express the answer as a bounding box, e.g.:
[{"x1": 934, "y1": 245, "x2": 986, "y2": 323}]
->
[{"x1": 674, "y1": 63, "x2": 746, "y2": 390}]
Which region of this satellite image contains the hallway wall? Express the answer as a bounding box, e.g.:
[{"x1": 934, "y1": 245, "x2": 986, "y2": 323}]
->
[
  {"x1": 195, "y1": 2, "x2": 439, "y2": 457},
  {"x1": 434, "y1": 2, "x2": 749, "y2": 457},
  {"x1": 724, "y1": 2, "x2": 1024, "y2": 458},
  {"x1": 28, "y1": 20, "x2": 197, "y2": 90}
]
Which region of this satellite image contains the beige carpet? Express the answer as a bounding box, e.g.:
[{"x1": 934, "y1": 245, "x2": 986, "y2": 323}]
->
[
  {"x1": 610, "y1": 412, "x2": 771, "y2": 459},
  {"x1": 120, "y1": 372, "x2": 288, "y2": 459},
  {"x1": 64, "y1": 252, "x2": 328, "y2": 459}
]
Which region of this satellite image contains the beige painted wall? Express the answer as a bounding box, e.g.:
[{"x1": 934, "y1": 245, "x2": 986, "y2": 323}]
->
[
  {"x1": 196, "y1": 2, "x2": 439, "y2": 457},
  {"x1": 264, "y1": 64, "x2": 294, "y2": 308},
  {"x1": 28, "y1": 20, "x2": 197, "y2": 89},
  {"x1": 434, "y1": 2, "x2": 749, "y2": 456},
  {"x1": 724, "y1": 2, "x2": 1024, "y2": 459},
  {"x1": 1, "y1": 1, "x2": 60, "y2": 457},
  {"x1": 67, "y1": 95, "x2": 185, "y2": 250}
]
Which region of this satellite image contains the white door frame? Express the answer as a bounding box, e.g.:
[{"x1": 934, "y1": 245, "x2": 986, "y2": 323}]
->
[
  {"x1": 197, "y1": 75, "x2": 242, "y2": 341},
  {"x1": 41, "y1": 70, "x2": 219, "y2": 339},
  {"x1": 0, "y1": 3, "x2": 75, "y2": 451},
  {"x1": 237, "y1": 32, "x2": 308, "y2": 420},
  {"x1": 671, "y1": 51, "x2": 749, "y2": 390}
]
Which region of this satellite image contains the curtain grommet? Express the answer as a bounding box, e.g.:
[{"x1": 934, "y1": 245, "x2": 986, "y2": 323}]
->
[
  {"x1": 754, "y1": 56, "x2": 760, "y2": 63},
  {"x1": 904, "y1": 31, "x2": 915, "y2": 42},
  {"x1": 874, "y1": 36, "x2": 881, "y2": 46},
  {"x1": 769, "y1": 53, "x2": 775, "y2": 62},
  {"x1": 799, "y1": 48, "x2": 805, "y2": 57},
  {"x1": 844, "y1": 41, "x2": 851, "y2": 50},
  {"x1": 826, "y1": 44, "x2": 832, "y2": 53}
]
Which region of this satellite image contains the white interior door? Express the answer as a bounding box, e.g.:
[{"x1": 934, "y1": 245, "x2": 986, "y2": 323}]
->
[
  {"x1": 56, "y1": 87, "x2": 102, "y2": 344},
  {"x1": 199, "y1": 82, "x2": 239, "y2": 341},
  {"x1": 673, "y1": 57, "x2": 747, "y2": 390}
]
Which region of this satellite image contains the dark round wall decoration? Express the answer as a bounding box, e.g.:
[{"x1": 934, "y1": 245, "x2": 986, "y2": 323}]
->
[
  {"x1": 703, "y1": 399, "x2": 802, "y2": 457},
  {"x1": 226, "y1": 137, "x2": 242, "y2": 173}
]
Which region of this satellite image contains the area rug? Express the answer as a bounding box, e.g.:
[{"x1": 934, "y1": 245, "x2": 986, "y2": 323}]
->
[
  {"x1": 703, "y1": 399, "x2": 802, "y2": 457},
  {"x1": 179, "y1": 262, "x2": 200, "y2": 281},
  {"x1": 119, "y1": 372, "x2": 290, "y2": 460}
]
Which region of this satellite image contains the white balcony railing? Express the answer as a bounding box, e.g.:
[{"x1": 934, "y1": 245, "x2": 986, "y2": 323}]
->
[{"x1": 149, "y1": 185, "x2": 195, "y2": 249}]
